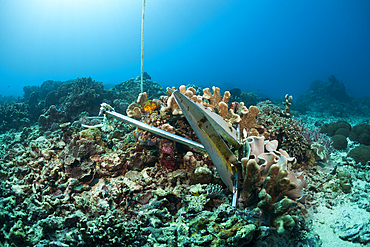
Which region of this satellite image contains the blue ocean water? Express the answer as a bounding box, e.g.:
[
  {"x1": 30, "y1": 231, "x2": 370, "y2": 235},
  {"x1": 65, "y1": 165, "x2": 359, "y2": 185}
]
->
[{"x1": 0, "y1": 0, "x2": 369, "y2": 99}]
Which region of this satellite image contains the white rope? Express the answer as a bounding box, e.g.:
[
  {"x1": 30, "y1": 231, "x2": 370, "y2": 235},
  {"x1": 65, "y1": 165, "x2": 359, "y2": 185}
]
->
[{"x1": 140, "y1": 0, "x2": 146, "y2": 94}]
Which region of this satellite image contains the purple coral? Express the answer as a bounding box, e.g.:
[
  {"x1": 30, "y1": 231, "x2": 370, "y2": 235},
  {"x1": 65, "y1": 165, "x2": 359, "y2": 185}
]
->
[
  {"x1": 297, "y1": 118, "x2": 334, "y2": 153},
  {"x1": 160, "y1": 142, "x2": 175, "y2": 157}
]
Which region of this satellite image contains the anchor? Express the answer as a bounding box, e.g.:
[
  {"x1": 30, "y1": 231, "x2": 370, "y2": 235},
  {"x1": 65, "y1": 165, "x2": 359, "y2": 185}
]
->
[{"x1": 96, "y1": 88, "x2": 252, "y2": 207}]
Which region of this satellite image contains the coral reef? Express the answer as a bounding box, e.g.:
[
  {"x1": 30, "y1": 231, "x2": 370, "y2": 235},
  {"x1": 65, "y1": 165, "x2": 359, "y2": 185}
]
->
[
  {"x1": 109, "y1": 75, "x2": 165, "y2": 114},
  {"x1": 331, "y1": 134, "x2": 348, "y2": 150},
  {"x1": 347, "y1": 145, "x2": 370, "y2": 165},
  {"x1": 239, "y1": 91, "x2": 261, "y2": 107},
  {"x1": 45, "y1": 77, "x2": 106, "y2": 119},
  {"x1": 320, "y1": 120, "x2": 351, "y2": 137},
  {"x1": 257, "y1": 101, "x2": 311, "y2": 163},
  {"x1": 349, "y1": 123, "x2": 370, "y2": 145},
  {"x1": 0, "y1": 81, "x2": 349, "y2": 246},
  {"x1": 0, "y1": 101, "x2": 30, "y2": 132},
  {"x1": 1, "y1": 75, "x2": 166, "y2": 134},
  {"x1": 295, "y1": 75, "x2": 370, "y2": 117},
  {"x1": 23, "y1": 79, "x2": 66, "y2": 101}
]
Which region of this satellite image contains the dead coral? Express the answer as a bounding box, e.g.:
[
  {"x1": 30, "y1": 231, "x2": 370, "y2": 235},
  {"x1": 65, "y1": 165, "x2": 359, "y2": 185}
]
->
[
  {"x1": 38, "y1": 105, "x2": 67, "y2": 130},
  {"x1": 93, "y1": 150, "x2": 127, "y2": 177},
  {"x1": 80, "y1": 127, "x2": 106, "y2": 151},
  {"x1": 60, "y1": 134, "x2": 103, "y2": 183},
  {"x1": 125, "y1": 146, "x2": 158, "y2": 171}
]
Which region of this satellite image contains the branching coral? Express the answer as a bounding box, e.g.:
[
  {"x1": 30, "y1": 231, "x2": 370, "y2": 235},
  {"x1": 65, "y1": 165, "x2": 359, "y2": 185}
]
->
[
  {"x1": 282, "y1": 94, "x2": 293, "y2": 118},
  {"x1": 161, "y1": 85, "x2": 263, "y2": 139},
  {"x1": 297, "y1": 119, "x2": 334, "y2": 155},
  {"x1": 201, "y1": 86, "x2": 231, "y2": 111},
  {"x1": 257, "y1": 108, "x2": 310, "y2": 163},
  {"x1": 226, "y1": 103, "x2": 263, "y2": 138}
]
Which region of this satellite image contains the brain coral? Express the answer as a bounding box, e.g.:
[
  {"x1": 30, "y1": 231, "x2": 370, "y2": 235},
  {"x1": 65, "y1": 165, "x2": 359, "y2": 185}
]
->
[
  {"x1": 347, "y1": 145, "x2": 370, "y2": 165},
  {"x1": 349, "y1": 123, "x2": 370, "y2": 145},
  {"x1": 331, "y1": 134, "x2": 348, "y2": 150},
  {"x1": 334, "y1": 128, "x2": 350, "y2": 137},
  {"x1": 320, "y1": 120, "x2": 351, "y2": 137}
]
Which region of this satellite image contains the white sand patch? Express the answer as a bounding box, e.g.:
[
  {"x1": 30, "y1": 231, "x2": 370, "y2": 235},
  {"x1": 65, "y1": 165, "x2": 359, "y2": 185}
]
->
[{"x1": 312, "y1": 199, "x2": 370, "y2": 247}]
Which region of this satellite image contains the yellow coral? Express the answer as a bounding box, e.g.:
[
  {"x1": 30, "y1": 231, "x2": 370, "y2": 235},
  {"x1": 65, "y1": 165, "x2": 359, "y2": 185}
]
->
[{"x1": 143, "y1": 100, "x2": 160, "y2": 113}]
